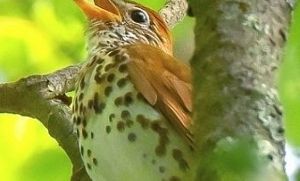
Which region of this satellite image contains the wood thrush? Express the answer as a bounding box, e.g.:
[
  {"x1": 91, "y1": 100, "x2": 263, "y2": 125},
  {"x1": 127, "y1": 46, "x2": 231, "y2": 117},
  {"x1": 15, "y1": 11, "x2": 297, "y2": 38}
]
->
[{"x1": 72, "y1": 0, "x2": 194, "y2": 180}]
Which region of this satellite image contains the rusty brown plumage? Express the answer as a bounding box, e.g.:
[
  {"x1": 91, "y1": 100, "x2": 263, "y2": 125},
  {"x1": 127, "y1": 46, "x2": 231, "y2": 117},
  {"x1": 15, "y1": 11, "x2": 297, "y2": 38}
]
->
[
  {"x1": 73, "y1": 1, "x2": 195, "y2": 180},
  {"x1": 75, "y1": 0, "x2": 193, "y2": 142},
  {"x1": 125, "y1": 44, "x2": 193, "y2": 143}
]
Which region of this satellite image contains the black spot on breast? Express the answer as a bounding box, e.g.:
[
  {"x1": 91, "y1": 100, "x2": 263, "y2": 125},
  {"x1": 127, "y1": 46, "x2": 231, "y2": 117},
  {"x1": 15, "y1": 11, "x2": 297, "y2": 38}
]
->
[
  {"x1": 155, "y1": 145, "x2": 166, "y2": 157},
  {"x1": 115, "y1": 54, "x2": 127, "y2": 62},
  {"x1": 76, "y1": 129, "x2": 80, "y2": 137},
  {"x1": 79, "y1": 103, "x2": 84, "y2": 113},
  {"x1": 82, "y1": 129, "x2": 88, "y2": 139},
  {"x1": 106, "y1": 126, "x2": 111, "y2": 134},
  {"x1": 128, "y1": 133, "x2": 136, "y2": 142},
  {"x1": 113, "y1": 41, "x2": 119, "y2": 47},
  {"x1": 93, "y1": 93, "x2": 106, "y2": 113},
  {"x1": 97, "y1": 58, "x2": 105, "y2": 64},
  {"x1": 109, "y1": 114, "x2": 115, "y2": 122},
  {"x1": 152, "y1": 159, "x2": 156, "y2": 165},
  {"x1": 172, "y1": 149, "x2": 189, "y2": 172},
  {"x1": 96, "y1": 65, "x2": 103, "y2": 73},
  {"x1": 74, "y1": 116, "x2": 81, "y2": 125},
  {"x1": 80, "y1": 145, "x2": 84, "y2": 156},
  {"x1": 94, "y1": 92, "x2": 99, "y2": 103},
  {"x1": 87, "y1": 56, "x2": 97, "y2": 67},
  {"x1": 117, "y1": 121, "x2": 125, "y2": 132},
  {"x1": 91, "y1": 132, "x2": 94, "y2": 139},
  {"x1": 173, "y1": 149, "x2": 182, "y2": 160},
  {"x1": 121, "y1": 110, "x2": 131, "y2": 119},
  {"x1": 80, "y1": 79, "x2": 85, "y2": 89},
  {"x1": 87, "y1": 149, "x2": 92, "y2": 157},
  {"x1": 93, "y1": 158, "x2": 98, "y2": 166},
  {"x1": 108, "y1": 49, "x2": 120, "y2": 57},
  {"x1": 79, "y1": 93, "x2": 84, "y2": 101},
  {"x1": 104, "y1": 86, "x2": 113, "y2": 97},
  {"x1": 107, "y1": 73, "x2": 115, "y2": 82},
  {"x1": 105, "y1": 63, "x2": 114, "y2": 72},
  {"x1": 82, "y1": 118, "x2": 87, "y2": 127},
  {"x1": 126, "y1": 119, "x2": 134, "y2": 128},
  {"x1": 87, "y1": 163, "x2": 92, "y2": 170},
  {"x1": 117, "y1": 77, "x2": 128, "y2": 88},
  {"x1": 79, "y1": 104, "x2": 87, "y2": 115},
  {"x1": 118, "y1": 64, "x2": 127, "y2": 73},
  {"x1": 74, "y1": 99, "x2": 79, "y2": 112},
  {"x1": 114, "y1": 97, "x2": 123, "y2": 106},
  {"x1": 159, "y1": 166, "x2": 165, "y2": 173},
  {"x1": 94, "y1": 74, "x2": 104, "y2": 84},
  {"x1": 88, "y1": 100, "x2": 94, "y2": 109},
  {"x1": 151, "y1": 121, "x2": 170, "y2": 157},
  {"x1": 124, "y1": 92, "x2": 133, "y2": 106},
  {"x1": 136, "y1": 115, "x2": 150, "y2": 129}
]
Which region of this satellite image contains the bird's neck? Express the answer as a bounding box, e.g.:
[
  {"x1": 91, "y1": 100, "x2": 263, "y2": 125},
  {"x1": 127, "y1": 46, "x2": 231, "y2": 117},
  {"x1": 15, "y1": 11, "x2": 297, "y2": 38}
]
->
[{"x1": 86, "y1": 21, "x2": 170, "y2": 56}]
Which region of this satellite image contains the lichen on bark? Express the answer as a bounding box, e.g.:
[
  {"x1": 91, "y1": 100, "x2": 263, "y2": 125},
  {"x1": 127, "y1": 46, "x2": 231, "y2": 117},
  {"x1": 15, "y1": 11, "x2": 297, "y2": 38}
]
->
[{"x1": 189, "y1": 0, "x2": 292, "y2": 180}]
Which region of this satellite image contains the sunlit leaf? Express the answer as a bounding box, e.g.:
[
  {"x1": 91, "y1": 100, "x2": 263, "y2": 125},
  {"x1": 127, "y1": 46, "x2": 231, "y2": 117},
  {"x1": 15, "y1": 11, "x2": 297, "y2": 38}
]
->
[{"x1": 280, "y1": 5, "x2": 300, "y2": 147}]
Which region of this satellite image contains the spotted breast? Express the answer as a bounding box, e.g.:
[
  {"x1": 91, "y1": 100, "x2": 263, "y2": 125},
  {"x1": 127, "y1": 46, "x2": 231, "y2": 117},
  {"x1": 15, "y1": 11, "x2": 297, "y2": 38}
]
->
[
  {"x1": 73, "y1": 46, "x2": 194, "y2": 181},
  {"x1": 72, "y1": 0, "x2": 195, "y2": 180}
]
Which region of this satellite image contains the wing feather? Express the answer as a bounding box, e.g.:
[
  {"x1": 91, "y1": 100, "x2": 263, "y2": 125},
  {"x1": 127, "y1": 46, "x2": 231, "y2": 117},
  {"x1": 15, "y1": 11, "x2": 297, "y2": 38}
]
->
[
  {"x1": 124, "y1": 44, "x2": 193, "y2": 144},
  {"x1": 127, "y1": 61, "x2": 157, "y2": 105}
]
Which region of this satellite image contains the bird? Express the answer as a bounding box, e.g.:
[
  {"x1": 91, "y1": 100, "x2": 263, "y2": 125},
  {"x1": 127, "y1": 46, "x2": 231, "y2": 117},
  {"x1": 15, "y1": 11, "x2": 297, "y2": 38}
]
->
[{"x1": 72, "y1": 0, "x2": 195, "y2": 180}]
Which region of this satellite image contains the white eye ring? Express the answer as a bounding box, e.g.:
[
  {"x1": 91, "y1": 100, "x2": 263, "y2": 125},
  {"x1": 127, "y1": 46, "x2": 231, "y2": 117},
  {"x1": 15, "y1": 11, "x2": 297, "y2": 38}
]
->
[{"x1": 129, "y1": 8, "x2": 150, "y2": 25}]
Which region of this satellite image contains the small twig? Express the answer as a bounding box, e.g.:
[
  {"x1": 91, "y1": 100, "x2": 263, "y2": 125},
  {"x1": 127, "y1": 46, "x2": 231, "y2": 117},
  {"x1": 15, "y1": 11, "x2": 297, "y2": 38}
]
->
[{"x1": 159, "y1": 0, "x2": 189, "y2": 28}]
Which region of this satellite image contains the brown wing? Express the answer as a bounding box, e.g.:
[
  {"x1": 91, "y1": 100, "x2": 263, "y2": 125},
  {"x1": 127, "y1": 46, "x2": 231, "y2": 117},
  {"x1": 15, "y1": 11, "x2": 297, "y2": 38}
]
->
[{"x1": 124, "y1": 44, "x2": 193, "y2": 144}]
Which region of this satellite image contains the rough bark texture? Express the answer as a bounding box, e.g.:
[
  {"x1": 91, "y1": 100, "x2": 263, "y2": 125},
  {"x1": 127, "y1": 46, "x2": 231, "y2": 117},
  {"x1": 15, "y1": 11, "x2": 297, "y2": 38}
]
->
[
  {"x1": 159, "y1": 0, "x2": 189, "y2": 28},
  {"x1": 189, "y1": 0, "x2": 293, "y2": 180},
  {"x1": 0, "y1": 65, "x2": 92, "y2": 181}
]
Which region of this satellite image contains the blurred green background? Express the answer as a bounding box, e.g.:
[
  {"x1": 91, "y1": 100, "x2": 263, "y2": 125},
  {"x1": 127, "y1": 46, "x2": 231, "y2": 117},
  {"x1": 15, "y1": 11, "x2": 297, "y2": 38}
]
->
[{"x1": 0, "y1": 0, "x2": 299, "y2": 180}]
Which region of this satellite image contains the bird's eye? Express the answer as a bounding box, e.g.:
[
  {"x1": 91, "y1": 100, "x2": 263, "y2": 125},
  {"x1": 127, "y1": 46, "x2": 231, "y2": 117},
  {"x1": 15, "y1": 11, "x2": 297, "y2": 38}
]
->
[{"x1": 130, "y1": 9, "x2": 149, "y2": 24}]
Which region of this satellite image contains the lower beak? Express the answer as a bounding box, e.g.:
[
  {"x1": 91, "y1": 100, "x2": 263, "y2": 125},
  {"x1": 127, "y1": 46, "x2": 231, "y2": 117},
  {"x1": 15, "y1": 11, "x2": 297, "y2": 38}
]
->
[{"x1": 74, "y1": 0, "x2": 121, "y2": 21}]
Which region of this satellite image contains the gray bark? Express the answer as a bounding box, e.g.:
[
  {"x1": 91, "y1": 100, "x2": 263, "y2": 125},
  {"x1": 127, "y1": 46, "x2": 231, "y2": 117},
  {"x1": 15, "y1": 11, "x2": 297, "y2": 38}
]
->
[
  {"x1": 159, "y1": 0, "x2": 189, "y2": 28},
  {"x1": 190, "y1": 0, "x2": 293, "y2": 180},
  {"x1": 0, "y1": 65, "x2": 91, "y2": 180}
]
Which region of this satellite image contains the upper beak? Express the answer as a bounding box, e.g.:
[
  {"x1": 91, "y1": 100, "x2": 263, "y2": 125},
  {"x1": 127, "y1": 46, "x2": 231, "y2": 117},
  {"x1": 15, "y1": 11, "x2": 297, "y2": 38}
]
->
[{"x1": 74, "y1": 0, "x2": 121, "y2": 21}]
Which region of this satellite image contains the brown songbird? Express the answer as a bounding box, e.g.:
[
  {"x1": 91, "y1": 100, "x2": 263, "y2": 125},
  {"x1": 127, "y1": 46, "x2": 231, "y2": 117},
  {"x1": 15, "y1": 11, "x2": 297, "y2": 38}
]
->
[{"x1": 72, "y1": 0, "x2": 194, "y2": 180}]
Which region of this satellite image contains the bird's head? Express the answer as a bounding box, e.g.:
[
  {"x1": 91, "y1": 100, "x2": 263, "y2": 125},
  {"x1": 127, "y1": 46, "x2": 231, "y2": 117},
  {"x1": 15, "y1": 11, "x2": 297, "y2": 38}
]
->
[{"x1": 74, "y1": 0, "x2": 173, "y2": 54}]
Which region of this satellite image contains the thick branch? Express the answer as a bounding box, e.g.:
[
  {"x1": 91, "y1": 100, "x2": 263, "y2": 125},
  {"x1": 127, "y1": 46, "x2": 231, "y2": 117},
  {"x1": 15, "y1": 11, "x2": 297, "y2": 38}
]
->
[
  {"x1": 190, "y1": 0, "x2": 292, "y2": 180},
  {"x1": 160, "y1": 0, "x2": 188, "y2": 28},
  {"x1": 0, "y1": 64, "x2": 90, "y2": 181}
]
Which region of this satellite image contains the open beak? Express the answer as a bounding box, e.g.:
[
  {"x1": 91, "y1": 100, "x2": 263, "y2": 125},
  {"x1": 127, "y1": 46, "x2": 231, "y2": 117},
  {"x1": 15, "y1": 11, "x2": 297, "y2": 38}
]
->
[{"x1": 74, "y1": 0, "x2": 121, "y2": 21}]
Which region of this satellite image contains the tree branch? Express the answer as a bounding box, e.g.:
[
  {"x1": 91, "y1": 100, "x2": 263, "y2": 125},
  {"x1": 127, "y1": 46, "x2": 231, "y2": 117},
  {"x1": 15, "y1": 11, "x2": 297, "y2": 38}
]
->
[
  {"x1": 0, "y1": 64, "x2": 90, "y2": 181},
  {"x1": 190, "y1": 0, "x2": 292, "y2": 180},
  {"x1": 159, "y1": 0, "x2": 188, "y2": 28}
]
